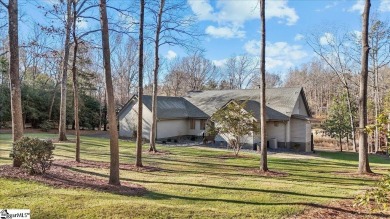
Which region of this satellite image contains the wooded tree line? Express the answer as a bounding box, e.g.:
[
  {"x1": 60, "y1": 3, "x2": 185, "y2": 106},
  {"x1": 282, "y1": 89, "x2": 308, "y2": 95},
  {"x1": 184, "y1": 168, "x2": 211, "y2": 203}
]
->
[
  {"x1": 1, "y1": 1, "x2": 389, "y2": 151},
  {"x1": 0, "y1": 0, "x2": 384, "y2": 181}
]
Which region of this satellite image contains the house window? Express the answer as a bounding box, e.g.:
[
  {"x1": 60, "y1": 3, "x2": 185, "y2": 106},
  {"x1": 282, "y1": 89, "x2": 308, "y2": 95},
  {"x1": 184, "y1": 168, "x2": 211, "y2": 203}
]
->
[
  {"x1": 200, "y1": 120, "x2": 206, "y2": 130},
  {"x1": 190, "y1": 119, "x2": 195, "y2": 129}
]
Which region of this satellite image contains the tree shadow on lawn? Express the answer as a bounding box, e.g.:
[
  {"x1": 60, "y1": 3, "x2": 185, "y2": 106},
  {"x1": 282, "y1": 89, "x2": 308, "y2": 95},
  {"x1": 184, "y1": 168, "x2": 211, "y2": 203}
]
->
[
  {"x1": 271, "y1": 159, "x2": 357, "y2": 168},
  {"x1": 68, "y1": 166, "x2": 351, "y2": 200},
  {"x1": 317, "y1": 151, "x2": 390, "y2": 165},
  {"x1": 153, "y1": 158, "x2": 371, "y2": 186},
  {"x1": 0, "y1": 160, "x2": 147, "y2": 196},
  {"x1": 145, "y1": 191, "x2": 390, "y2": 218}
]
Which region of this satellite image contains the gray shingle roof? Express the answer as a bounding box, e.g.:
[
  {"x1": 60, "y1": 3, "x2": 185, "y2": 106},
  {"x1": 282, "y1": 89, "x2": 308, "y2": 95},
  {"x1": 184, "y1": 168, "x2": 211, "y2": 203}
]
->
[
  {"x1": 240, "y1": 100, "x2": 290, "y2": 121},
  {"x1": 118, "y1": 87, "x2": 310, "y2": 121},
  {"x1": 142, "y1": 95, "x2": 209, "y2": 119},
  {"x1": 184, "y1": 87, "x2": 305, "y2": 120}
]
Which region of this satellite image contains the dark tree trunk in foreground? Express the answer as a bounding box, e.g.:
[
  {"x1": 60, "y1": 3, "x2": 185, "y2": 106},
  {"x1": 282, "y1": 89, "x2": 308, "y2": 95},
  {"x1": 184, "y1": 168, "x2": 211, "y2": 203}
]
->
[
  {"x1": 58, "y1": 0, "x2": 73, "y2": 141},
  {"x1": 136, "y1": 0, "x2": 145, "y2": 167},
  {"x1": 358, "y1": 0, "x2": 372, "y2": 174},
  {"x1": 72, "y1": 0, "x2": 80, "y2": 162},
  {"x1": 6, "y1": 0, "x2": 23, "y2": 167},
  {"x1": 259, "y1": 0, "x2": 268, "y2": 172},
  {"x1": 99, "y1": 0, "x2": 120, "y2": 185},
  {"x1": 149, "y1": 0, "x2": 165, "y2": 153}
]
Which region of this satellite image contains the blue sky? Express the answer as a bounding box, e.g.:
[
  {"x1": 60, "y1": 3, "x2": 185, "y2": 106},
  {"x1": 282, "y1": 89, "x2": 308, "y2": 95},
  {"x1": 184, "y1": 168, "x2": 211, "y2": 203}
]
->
[
  {"x1": 16, "y1": 0, "x2": 390, "y2": 76},
  {"x1": 176, "y1": 0, "x2": 390, "y2": 75}
]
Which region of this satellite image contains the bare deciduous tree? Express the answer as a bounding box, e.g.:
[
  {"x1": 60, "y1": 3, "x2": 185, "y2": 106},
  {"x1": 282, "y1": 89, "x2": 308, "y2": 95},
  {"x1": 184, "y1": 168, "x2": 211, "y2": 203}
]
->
[
  {"x1": 147, "y1": 0, "x2": 200, "y2": 152},
  {"x1": 259, "y1": 0, "x2": 268, "y2": 172},
  {"x1": 358, "y1": 0, "x2": 372, "y2": 174},
  {"x1": 58, "y1": 0, "x2": 73, "y2": 141},
  {"x1": 72, "y1": 0, "x2": 80, "y2": 162},
  {"x1": 149, "y1": 0, "x2": 165, "y2": 152},
  {"x1": 136, "y1": 0, "x2": 145, "y2": 167},
  {"x1": 307, "y1": 25, "x2": 358, "y2": 152},
  {"x1": 226, "y1": 55, "x2": 258, "y2": 89},
  {"x1": 99, "y1": 0, "x2": 120, "y2": 185},
  {"x1": 0, "y1": 0, "x2": 23, "y2": 167}
]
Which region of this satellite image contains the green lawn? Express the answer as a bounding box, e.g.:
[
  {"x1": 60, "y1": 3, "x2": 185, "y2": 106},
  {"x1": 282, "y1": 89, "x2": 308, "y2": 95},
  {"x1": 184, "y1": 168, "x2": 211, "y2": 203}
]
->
[{"x1": 0, "y1": 133, "x2": 389, "y2": 218}]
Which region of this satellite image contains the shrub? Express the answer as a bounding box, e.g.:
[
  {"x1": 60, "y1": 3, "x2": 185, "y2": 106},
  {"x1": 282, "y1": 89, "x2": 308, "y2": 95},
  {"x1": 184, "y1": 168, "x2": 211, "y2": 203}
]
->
[
  {"x1": 39, "y1": 120, "x2": 55, "y2": 132},
  {"x1": 354, "y1": 173, "x2": 390, "y2": 211},
  {"x1": 10, "y1": 137, "x2": 55, "y2": 174}
]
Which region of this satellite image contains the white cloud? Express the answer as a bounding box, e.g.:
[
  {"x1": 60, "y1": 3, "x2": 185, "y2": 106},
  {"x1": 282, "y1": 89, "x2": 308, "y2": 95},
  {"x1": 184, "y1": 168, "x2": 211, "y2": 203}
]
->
[
  {"x1": 353, "y1": 30, "x2": 362, "y2": 39},
  {"x1": 294, "y1": 34, "x2": 304, "y2": 41},
  {"x1": 244, "y1": 40, "x2": 307, "y2": 71},
  {"x1": 348, "y1": 0, "x2": 364, "y2": 13},
  {"x1": 119, "y1": 13, "x2": 137, "y2": 31},
  {"x1": 165, "y1": 50, "x2": 177, "y2": 60},
  {"x1": 76, "y1": 18, "x2": 88, "y2": 29},
  {"x1": 212, "y1": 59, "x2": 227, "y2": 67},
  {"x1": 205, "y1": 25, "x2": 245, "y2": 39},
  {"x1": 266, "y1": 0, "x2": 299, "y2": 26},
  {"x1": 188, "y1": 0, "x2": 298, "y2": 38},
  {"x1": 319, "y1": 32, "x2": 335, "y2": 45},
  {"x1": 43, "y1": 0, "x2": 58, "y2": 5},
  {"x1": 316, "y1": 1, "x2": 339, "y2": 12},
  {"x1": 380, "y1": 0, "x2": 390, "y2": 12},
  {"x1": 187, "y1": 0, "x2": 215, "y2": 20}
]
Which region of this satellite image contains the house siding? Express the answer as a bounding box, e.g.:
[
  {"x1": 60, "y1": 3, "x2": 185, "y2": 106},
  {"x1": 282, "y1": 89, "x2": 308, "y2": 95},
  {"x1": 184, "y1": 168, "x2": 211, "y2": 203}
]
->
[
  {"x1": 290, "y1": 118, "x2": 311, "y2": 152},
  {"x1": 266, "y1": 121, "x2": 287, "y2": 145},
  {"x1": 292, "y1": 95, "x2": 309, "y2": 116},
  {"x1": 157, "y1": 120, "x2": 188, "y2": 139},
  {"x1": 188, "y1": 119, "x2": 206, "y2": 136},
  {"x1": 119, "y1": 101, "x2": 153, "y2": 139}
]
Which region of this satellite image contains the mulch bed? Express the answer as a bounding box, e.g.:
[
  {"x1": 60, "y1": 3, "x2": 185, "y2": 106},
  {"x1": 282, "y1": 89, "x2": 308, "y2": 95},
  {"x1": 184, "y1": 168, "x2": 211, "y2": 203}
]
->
[
  {"x1": 289, "y1": 200, "x2": 390, "y2": 219},
  {"x1": 0, "y1": 160, "x2": 150, "y2": 196}
]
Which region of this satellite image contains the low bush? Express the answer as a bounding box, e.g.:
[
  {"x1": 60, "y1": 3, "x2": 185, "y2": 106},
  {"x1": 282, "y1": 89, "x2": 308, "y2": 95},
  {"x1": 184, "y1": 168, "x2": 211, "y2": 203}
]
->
[
  {"x1": 39, "y1": 120, "x2": 55, "y2": 132},
  {"x1": 10, "y1": 137, "x2": 55, "y2": 174},
  {"x1": 355, "y1": 173, "x2": 390, "y2": 211}
]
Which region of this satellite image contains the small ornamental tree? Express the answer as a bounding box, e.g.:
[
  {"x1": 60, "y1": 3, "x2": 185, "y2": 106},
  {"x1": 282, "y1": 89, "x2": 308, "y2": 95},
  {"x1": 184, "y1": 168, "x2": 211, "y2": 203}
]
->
[
  {"x1": 322, "y1": 94, "x2": 355, "y2": 151},
  {"x1": 210, "y1": 100, "x2": 259, "y2": 156}
]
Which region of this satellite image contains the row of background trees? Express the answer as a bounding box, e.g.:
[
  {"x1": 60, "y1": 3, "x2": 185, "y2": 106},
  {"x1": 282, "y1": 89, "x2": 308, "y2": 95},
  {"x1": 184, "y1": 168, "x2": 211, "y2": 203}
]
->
[{"x1": 0, "y1": 0, "x2": 386, "y2": 179}]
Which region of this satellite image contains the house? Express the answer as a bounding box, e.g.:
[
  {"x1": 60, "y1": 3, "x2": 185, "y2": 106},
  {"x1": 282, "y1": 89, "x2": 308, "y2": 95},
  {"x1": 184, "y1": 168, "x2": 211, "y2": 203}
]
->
[{"x1": 118, "y1": 87, "x2": 312, "y2": 152}]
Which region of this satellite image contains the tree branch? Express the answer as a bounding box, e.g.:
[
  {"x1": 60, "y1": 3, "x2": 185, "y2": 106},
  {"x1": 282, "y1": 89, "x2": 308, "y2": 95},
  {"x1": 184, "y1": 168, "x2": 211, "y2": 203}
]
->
[{"x1": 0, "y1": 0, "x2": 7, "y2": 8}]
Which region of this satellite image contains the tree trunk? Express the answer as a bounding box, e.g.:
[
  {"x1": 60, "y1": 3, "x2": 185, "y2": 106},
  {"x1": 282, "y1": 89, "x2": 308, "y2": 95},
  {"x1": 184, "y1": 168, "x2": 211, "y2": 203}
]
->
[
  {"x1": 358, "y1": 0, "x2": 372, "y2": 174},
  {"x1": 149, "y1": 0, "x2": 165, "y2": 153},
  {"x1": 48, "y1": 82, "x2": 59, "y2": 121},
  {"x1": 387, "y1": 113, "x2": 389, "y2": 156},
  {"x1": 99, "y1": 0, "x2": 120, "y2": 185},
  {"x1": 8, "y1": 0, "x2": 23, "y2": 167},
  {"x1": 72, "y1": 0, "x2": 80, "y2": 162},
  {"x1": 98, "y1": 86, "x2": 102, "y2": 131},
  {"x1": 58, "y1": 0, "x2": 72, "y2": 141},
  {"x1": 345, "y1": 87, "x2": 357, "y2": 152},
  {"x1": 103, "y1": 95, "x2": 107, "y2": 131},
  {"x1": 339, "y1": 135, "x2": 342, "y2": 152},
  {"x1": 136, "y1": 0, "x2": 145, "y2": 167},
  {"x1": 374, "y1": 67, "x2": 379, "y2": 152},
  {"x1": 259, "y1": 0, "x2": 268, "y2": 172}
]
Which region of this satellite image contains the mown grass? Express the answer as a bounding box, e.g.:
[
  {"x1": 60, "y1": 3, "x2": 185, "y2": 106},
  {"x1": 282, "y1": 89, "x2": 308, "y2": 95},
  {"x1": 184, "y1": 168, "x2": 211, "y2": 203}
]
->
[{"x1": 0, "y1": 133, "x2": 389, "y2": 218}]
